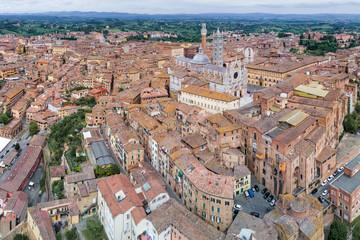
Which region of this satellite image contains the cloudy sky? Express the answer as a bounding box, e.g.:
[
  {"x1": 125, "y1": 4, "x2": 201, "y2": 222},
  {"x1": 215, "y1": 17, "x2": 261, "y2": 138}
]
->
[{"x1": 1, "y1": 0, "x2": 360, "y2": 14}]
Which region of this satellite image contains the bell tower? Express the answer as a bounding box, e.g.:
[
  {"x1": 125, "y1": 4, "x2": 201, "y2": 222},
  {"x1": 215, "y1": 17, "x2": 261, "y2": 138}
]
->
[
  {"x1": 213, "y1": 28, "x2": 223, "y2": 66},
  {"x1": 201, "y1": 23, "x2": 207, "y2": 52}
]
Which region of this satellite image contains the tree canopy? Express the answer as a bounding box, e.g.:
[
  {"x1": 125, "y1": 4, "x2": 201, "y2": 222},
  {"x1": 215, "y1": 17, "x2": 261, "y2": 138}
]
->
[
  {"x1": 343, "y1": 112, "x2": 358, "y2": 134},
  {"x1": 29, "y1": 121, "x2": 39, "y2": 136},
  {"x1": 86, "y1": 214, "x2": 104, "y2": 238},
  {"x1": 14, "y1": 234, "x2": 30, "y2": 240},
  {"x1": 328, "y1": 219, "x2": 348, "y2": 240},
  {"x1": 94, "y1": 164, "x2": 120, "y2": 178}
]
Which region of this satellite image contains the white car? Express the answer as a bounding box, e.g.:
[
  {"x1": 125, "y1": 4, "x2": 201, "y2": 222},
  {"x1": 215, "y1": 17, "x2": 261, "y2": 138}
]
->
[
  {"x1": 328, "y1": 175, "x2": 334, "y2": 181},
  {"x1": 234, "y1": 204, "x2": 242, "y2": 211},
  {"x1": 321, "y1": 180, "x2": 328, "y2": 186},
  {"x1": 340, "y1": 167, "x2": 344, "y2": 171},
  {"x1": 270, "y1": 199, "x2": 276, "y2": 207},
  {"x1": 322, "y1": 190, "x2": 328, "y2": 196}
]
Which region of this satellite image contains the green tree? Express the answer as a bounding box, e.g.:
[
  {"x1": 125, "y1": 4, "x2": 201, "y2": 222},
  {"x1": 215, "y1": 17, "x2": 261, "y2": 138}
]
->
[
  {"x1": 343, "y1": 113, "x2": 358, "y2": 134},
  {"x1": 29, "y1": 121, "x2": 39, "y2": 136},
  {"x1": 353, "y1": 223, "x2": 360, "y2": 240},
  {"x1": 86, "y1": 214, "x2": 104, "y2": 238},
  {"x1": 56, "y1": 231, "x2": 62, "y2": 240},
  {"x1": 0, "y1": 114, "x2": 9, "y2": 124},
  {"x1": 15, "y1": 143, "x2": 20, "y2": 151},
  {"x1": 65, "y1": 228, "x2": 78, "y2": 240},
  {"x1": 356, "y1": 103, "x2": 360, "y2": 115},
  {"x1": 14, "y1": 234, "x2": 30, "y2": 240},
  {"x1": 328, "y1": 219, "x2": 347, "y2": 240}
]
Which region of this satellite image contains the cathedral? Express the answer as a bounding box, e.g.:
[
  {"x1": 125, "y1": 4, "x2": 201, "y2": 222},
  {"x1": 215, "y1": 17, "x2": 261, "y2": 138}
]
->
[{"x1": 169, "y1": 23, "x2": 248, "y2": 97}]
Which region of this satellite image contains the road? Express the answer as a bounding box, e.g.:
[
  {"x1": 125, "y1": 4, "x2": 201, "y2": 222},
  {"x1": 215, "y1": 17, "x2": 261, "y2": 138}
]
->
[
  {"x1": 0, "y1": 129, "x2": 31, "y2": 185},
  {"x1": 234, "y1": 175, "x2": 275, "y2": 219},
  {"x1": 100, "y1": 125, "x2": 127, "y2": 175},
  {"x1": 310, "y1": 170, "x2": 344, "y2": 209},
  {"x1": 100, "y1": 125, "x2": 184, "y2": 206},
  {"x1": 23, "y1": 167, "x2": 44, "y2": 206}
]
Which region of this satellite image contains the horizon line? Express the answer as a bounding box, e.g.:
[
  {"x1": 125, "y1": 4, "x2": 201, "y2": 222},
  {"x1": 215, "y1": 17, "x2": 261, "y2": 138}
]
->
[{"x1": 1, "y1": 11, "x2": 360, "y2": 16}]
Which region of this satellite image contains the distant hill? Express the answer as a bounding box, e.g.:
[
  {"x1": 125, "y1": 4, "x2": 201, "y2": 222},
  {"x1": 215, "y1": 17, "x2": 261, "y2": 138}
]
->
[{"x1": 1, "y1": 12, "x2": 360, "y2": 22}]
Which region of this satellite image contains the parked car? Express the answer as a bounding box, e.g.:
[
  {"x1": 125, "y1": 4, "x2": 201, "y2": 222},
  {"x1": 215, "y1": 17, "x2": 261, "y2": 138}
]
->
[
  {"x1": 267, "y1": 195, "x2": 274, "y2": 202},
  {"x1": 311, "y1": 188, "x2": 318, "y2": 195},
  {"x1": 322, "y1": 190, "x2": 328, "y2": 196},
  {"x1": 254, "y1": 185, "x2": 260, "y2": 192},
  {"x1": 250, "y1": 212, "x2": 260, "y2": 218},
  {"x1": 244, "y1": 190, "x2": 250, "y2": 199},
  {"x1": 318, "y1": 196, "x2": 325, "y2": 203},
  {"x1": 321, "y1": 180, "x2": 328, "y2": 186},
  {"x1": 340, "y1": 167, "x2": 344, "y2": 171},
  {"x1": 248, "y1": 189, "x2": 255, "y2": 198},
  {"x1": 252, "y1": 187, "x2": 256, "y2": 193},
  {"x1": 5, "y1": 150, "x2": 9, "y2": 154},
  {"x1": 264, "y1": 192, "x2": 270, "y2": 199},
  {"x1": 0, "y1": 155, "x2": 4, "y2": 159},
  {"x1": 11, "y1": 144, "x2": 15, "y2": 148},
  {"x1": 328, "y1": 175, "x2": 334, "y2": 181},
  {"x1": 233, "y1": 204, "x2": 242, "y2": 211},
  {"x1": 270, "y1": 198, "x2": 277, "y2": 206},
  {"x1": 261, "y1": 188, "x2": 268, "y2": 194}
]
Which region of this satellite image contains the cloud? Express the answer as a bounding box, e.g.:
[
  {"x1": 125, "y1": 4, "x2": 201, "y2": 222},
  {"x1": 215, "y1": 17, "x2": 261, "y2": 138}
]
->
[{"x1": 1, "y1": 0, "x2": 360, "y2": 14}]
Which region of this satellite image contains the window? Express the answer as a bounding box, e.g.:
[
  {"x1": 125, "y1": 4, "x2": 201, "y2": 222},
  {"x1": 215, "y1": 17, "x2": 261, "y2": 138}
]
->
[
  {"x1": 340, "y1": 193, "x2": 343, "y2": 198},
  {"x1": 225, "y1": 201, "x2": 229, "y2": 206},
  {"x1": 345, "y1": 196, "x2": 349, "y2": 202},
  {"x1": 203, "y1": 203, "x2": 206, "y2": 209},
  {"x1": 216, "y1": 199, "x2": 221, "y2": 204},
  {"x1": 202, "y1": 212, "x2": 206, "y2": 218},
  {"x1": 211, "y1": 215, "x2": 215, "y2": 221},
  {"x1": 212, "y1": 206, "x2": 214, "y2": 211},
  {"x1": 211, "y1": 198, "x2": 215, "y2": 202},
  {"x1": 217, "y1": 208, "x2": 220, "y2": 213},
  {"x1": 216, "y1": 217, "x2": 221, "y2": 223}
]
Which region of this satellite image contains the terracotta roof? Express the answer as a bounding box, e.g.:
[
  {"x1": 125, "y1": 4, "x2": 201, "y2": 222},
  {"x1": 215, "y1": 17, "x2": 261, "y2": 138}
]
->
[
  {"x1": 28, "y1": 208, "x2": 56, "y2": 240},
  {"x1": 147, "y1": 199, "x2": 225, "y2": 240},
  {"x1": 97, "y1": 174, "x2": 143, "y2": 218},
  {"x1": 5, "y1": 191, "x2": 28, "y2": 216},
  {"x1": 181, "y1": 85, "x2": 239, "y2": 102},
  {"x1": 49, "y1": 165, "x2": 66, "y2": 178},
  {"x1": 0, "y1": 146, "x2": 42, "y2": 193}
]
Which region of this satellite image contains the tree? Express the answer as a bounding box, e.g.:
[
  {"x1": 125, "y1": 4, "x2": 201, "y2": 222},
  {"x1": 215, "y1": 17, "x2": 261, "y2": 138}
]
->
[
  {"x1": 65, "y1": 227, "x2": 78, "y2": 240},
  {"x1": 343, "y1": 113, "x2": 358, "y2": 134},
  {"x1": 14, "y1": 234, "x2": 30, "y2": 240},
  {"x1": 29, "y1": 121, "x2": 39, "y2": 136},
  {"x1": 86, "y1": 214, "x2": 104, "y2": 238},
  {"x1": 0, "y1": 114, "x2": 8, "y2": 124},
  {"x1": 328, "y1": 219, "x2": 347, "y2": 240},
  {"x1": 353, "y1": 223, "x2": 360, "y2": 240},
  {"x1": 356, "y1": 103, "x2": 360, "y2": 115},
  {"x1": 15, "y1": 143, "x2": 20, "y2": 151}
]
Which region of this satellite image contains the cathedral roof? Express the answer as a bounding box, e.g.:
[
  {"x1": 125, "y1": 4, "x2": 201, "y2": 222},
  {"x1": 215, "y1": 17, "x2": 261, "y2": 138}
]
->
[{"x1": 191, "y1": 47, "x2": 210, "y2": 65}]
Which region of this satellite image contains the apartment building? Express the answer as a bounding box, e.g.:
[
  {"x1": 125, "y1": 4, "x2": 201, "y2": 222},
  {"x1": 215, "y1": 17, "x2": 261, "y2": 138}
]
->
[
  {"x1": 97, "y1": 174, "x2": 169, "y2": 240},
  {"x1": 330, "y1": 153, "x2": 360, "y2": 222},
  {"x1": 3, "y1": 87, "x2": 25, "y2": 112},
  {"x1": 247, "y1": 56, "x2": 325, "y2": 87},
  {"x1": 178, "y1": 85, "x2": 240, "y2": 114},
  {"x1": 144, "y1": 199, "x2": 225, "y2": 240}
]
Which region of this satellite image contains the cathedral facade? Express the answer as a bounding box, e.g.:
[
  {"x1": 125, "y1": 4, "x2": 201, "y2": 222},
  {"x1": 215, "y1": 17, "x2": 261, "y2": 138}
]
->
[{"x1": 169, "y1": 24, "x2": 248, "y2": 98}]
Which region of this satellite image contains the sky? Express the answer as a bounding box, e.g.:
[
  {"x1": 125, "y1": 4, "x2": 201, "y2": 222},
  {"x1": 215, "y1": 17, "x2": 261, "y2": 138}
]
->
[{"x1": 1, "y1": 0, "x2": 360, "y2": 14}]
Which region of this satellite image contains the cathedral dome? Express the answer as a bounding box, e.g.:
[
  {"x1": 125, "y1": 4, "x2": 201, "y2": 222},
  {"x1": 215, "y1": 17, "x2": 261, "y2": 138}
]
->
[{"x1": 191, "y1": 47, "x2": 210, "y2": 65}]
